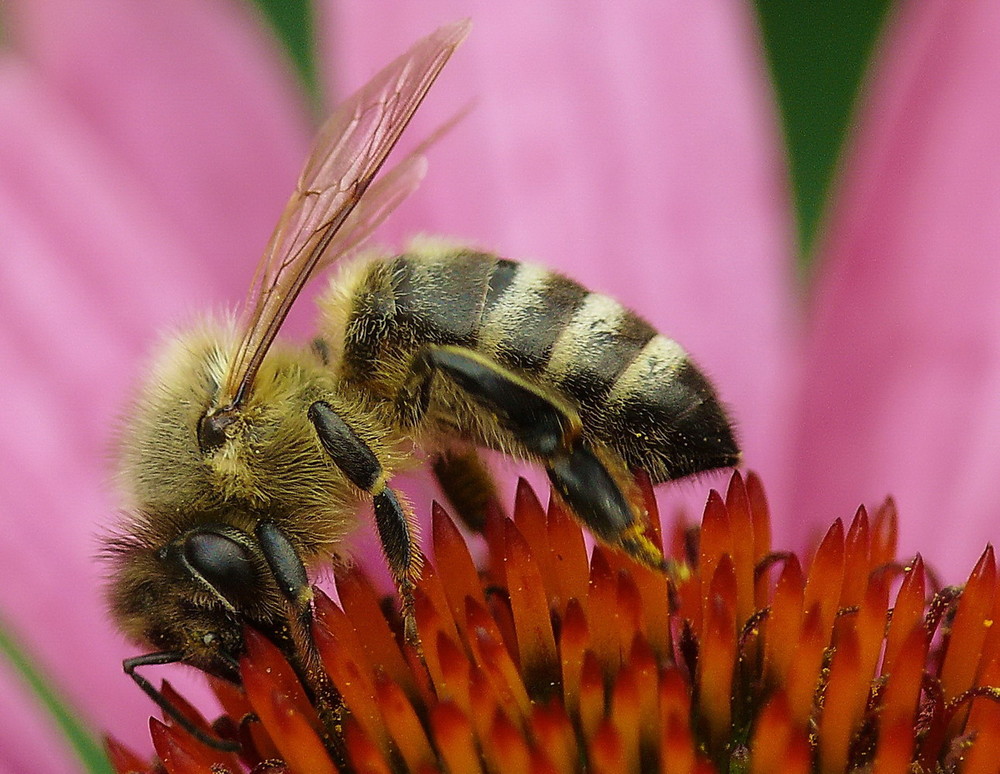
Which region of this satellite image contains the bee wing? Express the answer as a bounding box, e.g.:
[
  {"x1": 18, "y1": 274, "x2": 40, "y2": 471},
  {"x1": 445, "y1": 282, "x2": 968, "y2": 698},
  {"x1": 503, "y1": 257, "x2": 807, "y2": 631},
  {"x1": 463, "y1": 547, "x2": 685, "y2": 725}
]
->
[
  {"x1": 314, "y1": 148, "x2": 428, "y2": 273},
  {"x1": 316, "y1": 103, "x2": 473, "y2": 272},
  {"x1": 223, "y1": 19, "x2": 470, "y2": 404}
]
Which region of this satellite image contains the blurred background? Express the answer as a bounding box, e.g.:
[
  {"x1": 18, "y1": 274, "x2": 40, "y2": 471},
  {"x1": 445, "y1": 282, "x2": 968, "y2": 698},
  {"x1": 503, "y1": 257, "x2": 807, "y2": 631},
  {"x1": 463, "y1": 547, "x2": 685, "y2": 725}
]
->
[
  {"x1": 7, "y1": 1, "x2": 1000, "y2": 772},
  {"x1": 257, "y1": 0, "x2": 894, "y2": 270}
]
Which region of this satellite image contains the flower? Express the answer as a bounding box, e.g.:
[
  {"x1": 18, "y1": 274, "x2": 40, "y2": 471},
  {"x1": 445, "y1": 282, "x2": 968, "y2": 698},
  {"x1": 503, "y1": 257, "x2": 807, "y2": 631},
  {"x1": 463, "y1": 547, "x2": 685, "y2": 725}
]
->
[
  {"x1": 2, "y1": 1, "x2": 1000, "y2": 772},
  {"x1": 106, "y1": 472, "x2": 1000, "y2": 773}
]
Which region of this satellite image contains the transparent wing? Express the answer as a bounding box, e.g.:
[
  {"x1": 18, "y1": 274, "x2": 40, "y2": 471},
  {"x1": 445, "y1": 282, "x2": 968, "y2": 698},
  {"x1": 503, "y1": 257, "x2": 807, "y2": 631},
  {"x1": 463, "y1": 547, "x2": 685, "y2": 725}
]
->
[
  {"x1": 315, "y1": 103, "x2": 472, "y2": 273},
  {"x1": 314, "y1": 147, "x2": 427, "y2": 274},
  {"x1": 223, "y1": 19, "x2": 470, "y2": 405}
]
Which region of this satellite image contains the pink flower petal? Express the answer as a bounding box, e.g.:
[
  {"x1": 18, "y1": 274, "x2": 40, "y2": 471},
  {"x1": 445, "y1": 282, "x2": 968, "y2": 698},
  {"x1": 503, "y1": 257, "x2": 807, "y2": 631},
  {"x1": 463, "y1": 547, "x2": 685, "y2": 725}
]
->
[
  {"x1": 791, "y1": 1, "x2": 1000, "y2": 577},
  {"x1": 6, "y1": 0, "x2": 311, "y2": 293},
  {"x1": 0, "y1": 56, "x2": 225, "y2": 769},
  {"x1": 323, "y1": 1, "x2": 798, "y2": 510},
  {"x1": 0, "y1": 0, "x2": 311, "y2": 768}
]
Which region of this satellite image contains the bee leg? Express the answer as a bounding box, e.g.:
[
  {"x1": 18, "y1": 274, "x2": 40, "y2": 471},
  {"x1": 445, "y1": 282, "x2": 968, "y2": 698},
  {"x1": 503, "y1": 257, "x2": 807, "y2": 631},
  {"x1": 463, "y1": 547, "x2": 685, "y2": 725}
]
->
[
  {"x1": 308, "y1": 401, "x2": 423, "y2": 645},
  {"x1": 547, "y1": 442, "x2": 667, "y2": 571},
  {"x1": 432, "y1": 447, "x2": 499, "y2": 533},
  {"x1": 256, "y1": 522, "x2": 319, "y2": 670},
  {"x1": 372, "y1": 486, "x2": 423, "y2": 645},
  {"x1": 414, "y1": 345, "x2": 665, "y2": 569},
  {"x1": 256, "y1": 521, "x2": 312, "y2": 624},
  {"x1": 254, "y1": 521, "x2": 345, "y2": 752},
  {"x1": 412, "y1": 345, "x2": 581, "y2": 453}
]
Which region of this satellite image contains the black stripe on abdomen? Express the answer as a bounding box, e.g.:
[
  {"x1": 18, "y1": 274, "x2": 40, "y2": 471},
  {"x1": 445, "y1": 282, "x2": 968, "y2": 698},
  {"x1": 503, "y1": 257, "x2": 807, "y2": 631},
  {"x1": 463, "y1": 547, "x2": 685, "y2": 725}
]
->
[
  {"x1": 478, "y1": 263, "x2": 589, "y2": 373},
  {"x1": 389, "y1": 251, "x2": 498, "y2": 346},
  {"x1": 545, "y1": 293, "x2": 657, "y2": 410}
]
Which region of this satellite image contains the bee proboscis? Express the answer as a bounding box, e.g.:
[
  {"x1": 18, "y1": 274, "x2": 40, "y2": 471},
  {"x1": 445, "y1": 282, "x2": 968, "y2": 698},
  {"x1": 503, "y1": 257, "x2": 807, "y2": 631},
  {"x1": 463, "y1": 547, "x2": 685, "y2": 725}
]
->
[{"x1": 107, "y1": 18, "x2": 738, "y2": 751}]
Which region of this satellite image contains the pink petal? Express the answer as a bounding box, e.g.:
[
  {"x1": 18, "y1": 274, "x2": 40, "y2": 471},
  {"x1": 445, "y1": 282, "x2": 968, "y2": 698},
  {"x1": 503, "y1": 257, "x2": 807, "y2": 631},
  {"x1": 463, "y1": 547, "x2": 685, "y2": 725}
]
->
[
  {"x1": 0, "y1": 0, "x2": 310, "y2": 767},
  {"x1": 6, "y1": 0, "x2": 311, "y2": 295},
  {"x1": 322, "y1": 2, "x2": 798, "y2": 512},
  {"x1": 0, "y1": 57, "x2": 221, "y2": 769},
  {"x1": 791, "y1": 1, "x2": 1000, "y2": 577}
]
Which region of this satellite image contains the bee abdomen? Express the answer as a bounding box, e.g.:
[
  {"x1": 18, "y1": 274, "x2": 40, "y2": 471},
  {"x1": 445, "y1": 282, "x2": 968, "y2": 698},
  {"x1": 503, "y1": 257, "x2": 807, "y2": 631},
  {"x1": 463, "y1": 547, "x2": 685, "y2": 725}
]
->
[
  {"x1": 541, "y1": 291, "x2": 657, "y2": 408},
  {"x1": 388, "y1": 250, "x2": 497, "y2": 346},
  {"x1": 475, "y1": 258, "x2": 738, "y2": 481},
  {"x1": 339, "y1": 250, "x2": 738, "y2": 481},
  {"x1": 478, "y1": 260, "x2": 590, "y2": 371},
  {"x1": 598, "y1": 335, "x2": 739, "y2": 481},
  {"x1": 344, "y1": 251, "x2": 595, "y2": 373},
  {"x1": 337, "y1": 250, "x2": 495, "y2": 379}
]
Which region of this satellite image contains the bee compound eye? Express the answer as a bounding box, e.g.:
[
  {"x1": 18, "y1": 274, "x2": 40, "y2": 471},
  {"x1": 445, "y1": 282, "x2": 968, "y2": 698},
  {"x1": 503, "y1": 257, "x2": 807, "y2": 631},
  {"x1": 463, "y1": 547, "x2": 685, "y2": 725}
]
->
[{"x1": 183, "y1": 531, "x2": 257, "y2": 606}]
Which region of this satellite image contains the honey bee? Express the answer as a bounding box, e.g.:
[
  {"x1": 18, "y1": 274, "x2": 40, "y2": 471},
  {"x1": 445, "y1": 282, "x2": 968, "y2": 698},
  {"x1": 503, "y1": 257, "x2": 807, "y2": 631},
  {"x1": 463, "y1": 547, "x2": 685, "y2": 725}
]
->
[{"x1": 106, "y1": 19, "x2": 738, "y2": 750}]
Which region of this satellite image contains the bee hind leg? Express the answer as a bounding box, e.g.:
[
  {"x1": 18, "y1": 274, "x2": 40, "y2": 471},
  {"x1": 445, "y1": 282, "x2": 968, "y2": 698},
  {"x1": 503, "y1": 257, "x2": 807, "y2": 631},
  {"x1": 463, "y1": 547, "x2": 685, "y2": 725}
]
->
[
  {"x1": 411, "y1": 345, "x2": 665, "y2": 570},
  {"x1": 547, "y1": 442, "x2": 666, "y2": 571},
  {"x1": 308, "y1": 401, "x2": 422, "y2": 645}
]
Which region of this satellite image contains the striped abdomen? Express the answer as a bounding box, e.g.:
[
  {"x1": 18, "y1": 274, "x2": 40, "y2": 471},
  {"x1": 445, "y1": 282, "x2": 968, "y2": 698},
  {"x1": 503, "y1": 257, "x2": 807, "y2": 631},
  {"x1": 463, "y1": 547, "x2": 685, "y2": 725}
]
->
[{"x1": 332, "y1": 245, "x2": 738, "y2": 483}]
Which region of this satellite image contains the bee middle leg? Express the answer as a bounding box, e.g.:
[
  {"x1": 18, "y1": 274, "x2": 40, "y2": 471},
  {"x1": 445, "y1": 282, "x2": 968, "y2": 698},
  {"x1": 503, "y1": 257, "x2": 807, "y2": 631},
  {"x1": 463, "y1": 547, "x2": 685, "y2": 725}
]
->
[
  {"x1": 308, "y1": 401, "x2": 422, "y2": 643},
  {"x1": 404, "y1": 345, "x2": 666, "y2": 570},
  {"x1": 432, "y1": 447, "x2": 499, "y2": 533}
]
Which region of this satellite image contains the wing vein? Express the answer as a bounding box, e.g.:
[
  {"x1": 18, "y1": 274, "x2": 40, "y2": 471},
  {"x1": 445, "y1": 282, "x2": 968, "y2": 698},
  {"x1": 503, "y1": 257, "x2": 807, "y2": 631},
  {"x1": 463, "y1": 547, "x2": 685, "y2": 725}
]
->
[{"x1": 222, "y1": 20, "x2": 470, "y2": 406}]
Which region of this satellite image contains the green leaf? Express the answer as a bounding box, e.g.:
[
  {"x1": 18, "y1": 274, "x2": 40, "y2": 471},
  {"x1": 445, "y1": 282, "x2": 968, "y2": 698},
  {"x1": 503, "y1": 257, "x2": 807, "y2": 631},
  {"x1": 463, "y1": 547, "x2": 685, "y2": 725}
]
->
[
  {"x1": 249, "y1": 0, "x2": 320, "y2": 105},
  {"x1": 0, "y1": 622, "x2": 114, "y2": 774},
  {"x1": 754, "y1": 0, "x2": 893, "y2": 271}
]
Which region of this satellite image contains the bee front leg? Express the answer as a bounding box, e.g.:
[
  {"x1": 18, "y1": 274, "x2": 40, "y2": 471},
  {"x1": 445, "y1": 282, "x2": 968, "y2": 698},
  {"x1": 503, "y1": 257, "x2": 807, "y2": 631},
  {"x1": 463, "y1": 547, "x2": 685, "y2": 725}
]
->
[
  {"x1": 255, "y1": 521, "x2": 344, "y2": 757},
  {"x1": 308, "y1": 401, "x2": 422, "y2": 645},
  {"x1": 256, "y1": 521, "x2": 312, "y2": 623},
  {"x1": 411, "y1": 345, "x2": 666, "y2": 570},
  {"x1": 256, "y1": 521, "x2": 320, "y2": 671}
]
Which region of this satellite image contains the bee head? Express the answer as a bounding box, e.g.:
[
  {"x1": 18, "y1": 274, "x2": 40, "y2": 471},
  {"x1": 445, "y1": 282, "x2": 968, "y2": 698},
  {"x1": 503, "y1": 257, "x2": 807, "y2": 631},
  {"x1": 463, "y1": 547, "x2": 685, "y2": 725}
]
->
[{"x1": 105, "y1": 519, "x2": 287, "y2": 682}]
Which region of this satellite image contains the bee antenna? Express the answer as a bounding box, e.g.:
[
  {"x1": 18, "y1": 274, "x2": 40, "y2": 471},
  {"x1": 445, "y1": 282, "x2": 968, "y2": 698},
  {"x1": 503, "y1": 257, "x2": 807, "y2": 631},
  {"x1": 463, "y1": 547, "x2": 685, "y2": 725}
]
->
[
  {"x1": 197, "y1": 406, "x2": 239, "y2": 453},
  {"x1": 123, "y1": 651, "x2": 242, "y2": 753}
]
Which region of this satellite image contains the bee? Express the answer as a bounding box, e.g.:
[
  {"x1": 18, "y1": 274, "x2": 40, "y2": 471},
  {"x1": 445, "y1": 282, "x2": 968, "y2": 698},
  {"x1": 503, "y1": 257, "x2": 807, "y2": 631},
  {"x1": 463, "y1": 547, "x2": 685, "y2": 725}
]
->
[{"x1": 106, "y1": 19, "x2": 738, "y2": 751}]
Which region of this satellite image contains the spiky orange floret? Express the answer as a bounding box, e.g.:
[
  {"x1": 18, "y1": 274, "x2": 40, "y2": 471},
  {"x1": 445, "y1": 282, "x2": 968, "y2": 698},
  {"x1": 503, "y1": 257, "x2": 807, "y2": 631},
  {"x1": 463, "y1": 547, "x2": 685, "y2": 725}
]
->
[{"x1": 108, "y1": 472, "x2": 1000, "y2": 773}]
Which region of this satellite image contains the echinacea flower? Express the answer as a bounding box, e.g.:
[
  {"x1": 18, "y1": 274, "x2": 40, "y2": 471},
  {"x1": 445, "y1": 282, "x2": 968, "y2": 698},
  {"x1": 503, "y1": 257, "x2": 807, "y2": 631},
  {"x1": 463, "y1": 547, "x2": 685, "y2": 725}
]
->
[
  {"x1": 3, "y1": 1, "x2": 1000, "y2": 772},
  {"x1": 105, "y1": 473, "x2": 1000, "y2": 773}
]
